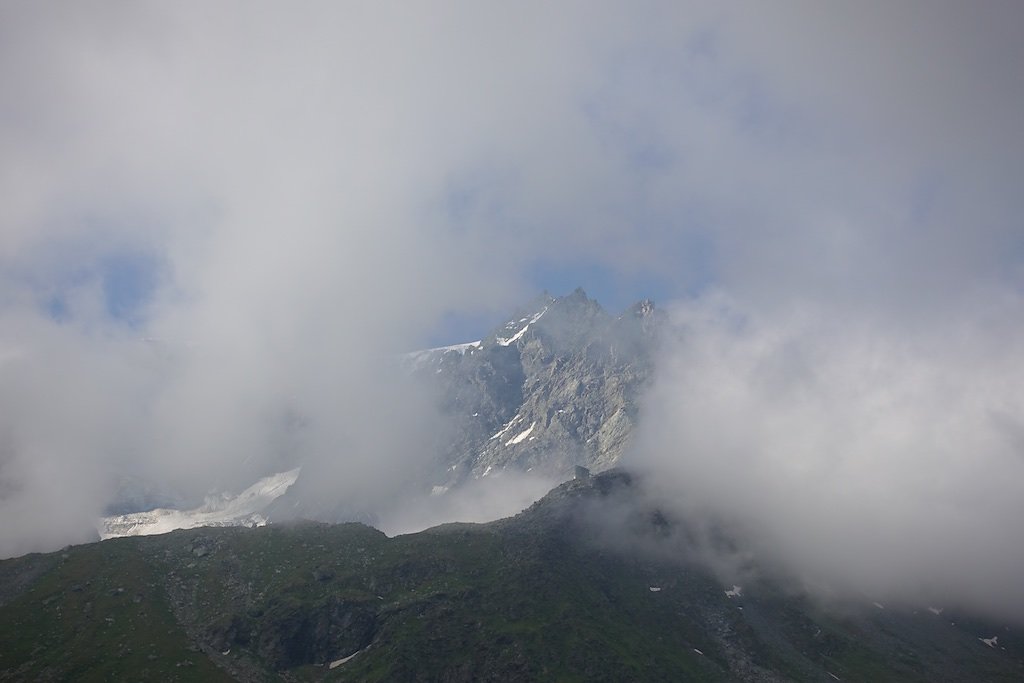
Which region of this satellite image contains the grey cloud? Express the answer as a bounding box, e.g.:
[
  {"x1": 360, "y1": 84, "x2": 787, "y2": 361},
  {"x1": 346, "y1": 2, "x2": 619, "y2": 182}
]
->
[
  {"x1": 377, "y1": 471, "x2": 559, "y2": 537},
  {"x1": 0, "y1": 1, "x2": 1022, "y2": 576},
  {"x1": 0, "y1": 2, "x2": 664, "y2": 554},
  {"x1": 629, "y1": 293, "x2": 1024, "y2": 620}
]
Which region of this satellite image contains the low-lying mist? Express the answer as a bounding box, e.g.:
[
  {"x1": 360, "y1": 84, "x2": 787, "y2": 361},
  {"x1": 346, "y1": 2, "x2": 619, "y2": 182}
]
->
[
  {"x1": 377, "y1": 471, "x2": 559, "y2": 537},
  {"x1": 628, "y1": 292, "x2": 1024, "y2": 622}
]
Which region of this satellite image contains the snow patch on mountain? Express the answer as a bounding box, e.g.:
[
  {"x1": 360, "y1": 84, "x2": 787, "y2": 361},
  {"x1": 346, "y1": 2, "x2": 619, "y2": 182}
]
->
[
  {"x1": 404, "y1": 340, "x2": 481, "y2": 369},
  {"x1": 99, "y1": 468, "x2": 301, "y2": 539},
  {"x1": 496, "y1": 307, "x2": 548, "y2": 346},
  {"x1": 506, "y1": 421, "x2": 536, "y2": 446},
  {"x1": 490, "y1": 415, "x2": 522, "y2": 441}
]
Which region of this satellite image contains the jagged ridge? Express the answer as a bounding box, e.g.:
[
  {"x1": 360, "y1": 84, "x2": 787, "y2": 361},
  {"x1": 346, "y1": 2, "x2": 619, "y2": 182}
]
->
[{"x1": 412, "y1": 288, "x2": 665, "y2": 487}]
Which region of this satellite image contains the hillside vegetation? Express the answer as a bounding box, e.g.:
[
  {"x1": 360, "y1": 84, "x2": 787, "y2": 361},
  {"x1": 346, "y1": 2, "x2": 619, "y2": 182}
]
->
[{"x1": 2, "y1": 471, "x2": 1021, "y2": 681}]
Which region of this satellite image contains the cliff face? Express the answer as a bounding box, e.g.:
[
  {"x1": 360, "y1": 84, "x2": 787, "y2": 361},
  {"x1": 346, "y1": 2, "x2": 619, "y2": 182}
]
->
[{"x1": 411, "y1": 288, "x2": 665, "y2": 487}]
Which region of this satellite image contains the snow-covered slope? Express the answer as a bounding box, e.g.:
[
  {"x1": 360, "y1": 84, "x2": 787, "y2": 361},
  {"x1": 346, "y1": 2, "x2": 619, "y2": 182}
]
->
[
  {"x1": 403, "y1": 340, "x2": 482, "y2": 371},
  {"x1": 99, "y1": 468, "x2": 301, "y2": 539},
  {"x1": 495, "y1": 306, "x2": 548, "y2": 346}
]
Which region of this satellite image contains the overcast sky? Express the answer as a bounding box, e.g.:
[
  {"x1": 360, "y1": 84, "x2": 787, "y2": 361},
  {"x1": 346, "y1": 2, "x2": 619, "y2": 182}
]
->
[{"x1": 1, "y1": 2, "x2": 1023, "y2": 617}]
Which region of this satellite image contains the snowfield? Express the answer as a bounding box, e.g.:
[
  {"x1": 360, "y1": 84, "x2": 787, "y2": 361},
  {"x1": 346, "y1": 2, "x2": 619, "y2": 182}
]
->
[
  {"x1": 99, "y1": 468, "x2": 301, "y2": 539},
  {"x1": 496, "y1": 307, "x2": 548, "y2": 346}
]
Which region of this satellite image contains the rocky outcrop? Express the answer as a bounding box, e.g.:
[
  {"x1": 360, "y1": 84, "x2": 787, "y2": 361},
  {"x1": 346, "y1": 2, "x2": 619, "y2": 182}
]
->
[{"x1": 411, "y1": 288, "x2": 665, "y2": 487}]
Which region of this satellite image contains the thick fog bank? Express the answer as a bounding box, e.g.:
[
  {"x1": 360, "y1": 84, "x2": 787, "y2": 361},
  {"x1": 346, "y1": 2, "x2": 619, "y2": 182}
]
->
[{"x1": 629, "y1": 293, "x2": 1024, "y2": 621}]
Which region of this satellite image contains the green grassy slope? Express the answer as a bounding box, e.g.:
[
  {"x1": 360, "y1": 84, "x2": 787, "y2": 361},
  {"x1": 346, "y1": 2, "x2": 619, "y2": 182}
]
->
[{"x1": 1, "y1": 471, "x2": 1022, "y2": 682}]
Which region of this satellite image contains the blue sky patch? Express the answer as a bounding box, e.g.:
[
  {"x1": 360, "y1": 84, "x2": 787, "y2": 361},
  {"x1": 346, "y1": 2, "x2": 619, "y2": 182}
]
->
[{"x1": 99, "y1": 249, "x2": 164, "y2": 326}]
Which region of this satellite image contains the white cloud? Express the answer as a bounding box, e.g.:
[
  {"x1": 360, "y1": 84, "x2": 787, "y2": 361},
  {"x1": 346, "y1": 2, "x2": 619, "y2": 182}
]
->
[
  {"x1": 0, "y1": 1, "x2": 1021, "y2": 567},
  {"x1": 631, "y1": 293, "x2": 1024, "y2": 619}
]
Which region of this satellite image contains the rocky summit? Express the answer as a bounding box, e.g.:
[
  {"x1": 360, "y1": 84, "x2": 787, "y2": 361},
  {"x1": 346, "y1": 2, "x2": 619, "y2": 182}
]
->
[{"x1": 409, "y1": 287, "x2": 665, "y2": 487}]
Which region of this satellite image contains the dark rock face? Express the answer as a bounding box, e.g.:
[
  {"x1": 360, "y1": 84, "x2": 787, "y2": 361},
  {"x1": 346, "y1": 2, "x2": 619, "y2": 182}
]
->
[
  {"x1": 207, "y1": 597, "x2": 374, "y2": 670},
  {"x1": 246, "y1": 597, "x2": 375, "y2": 670},
  {"x1": 410, "y1": 288, "x2": 665, "y2": 486}
]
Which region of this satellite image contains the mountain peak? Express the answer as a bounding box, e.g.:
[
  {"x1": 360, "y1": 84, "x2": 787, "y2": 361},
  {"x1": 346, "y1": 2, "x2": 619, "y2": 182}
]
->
[
  {"x1": 628, "y1": 299, "x2": 656, "y2": 317},
  {"x1": 569, "y1": 286, "x2": 589, "y2": 299},
  {"x1": 480, "y1": 289, "x2": 604, "y2": 348}
]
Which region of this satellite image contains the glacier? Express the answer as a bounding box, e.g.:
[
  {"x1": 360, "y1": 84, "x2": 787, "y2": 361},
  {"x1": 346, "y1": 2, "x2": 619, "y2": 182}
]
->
[{"x1": 99, "y1": 468, "x2": 300, "y2": 539}]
